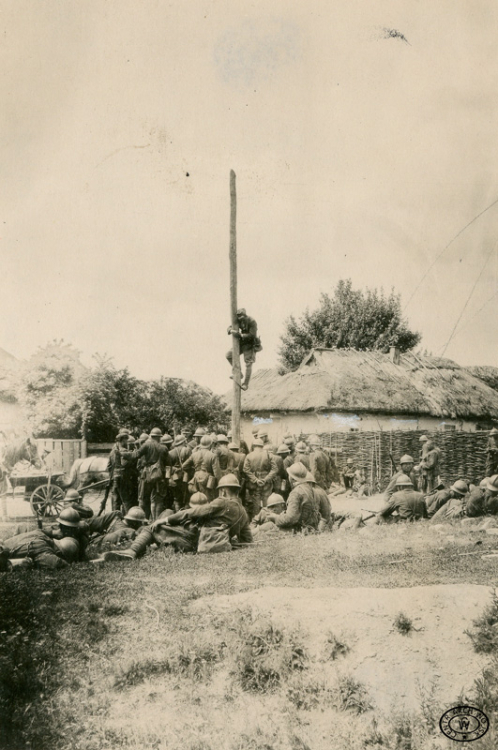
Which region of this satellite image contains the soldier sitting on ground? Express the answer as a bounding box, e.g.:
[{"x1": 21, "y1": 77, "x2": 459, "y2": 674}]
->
[
  {"x1": 251, "y1": 493, "x2": 286, "y2": 526},
  {"x1": 437, "y1": 474, "x2": 498, "y2": 521},
  {"x1": 99, "y1": 474, "x2": 252, "y2": 560},
  {"x1": 265, "y1": 463, "x2": 320, "y2": 533},
  {"x1": 61, "y1": 488, "x2": 94, "y2": 520},
  {"x1": 426, "y1": 479, "x2": 468, "y2": 518},
  {"x1": 376, "y1": 474, "x2": 427, "y2": 523},
  {"x1": 383, "y1": 455, "x2": 419, "y2": 500},
  {"x1": 87, "y1": 506, "x2": 148, "y2": 553}
]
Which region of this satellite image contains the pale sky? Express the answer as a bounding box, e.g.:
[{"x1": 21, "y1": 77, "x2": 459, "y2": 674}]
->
[{"x1": 1, "y1": 0, "x2": 498, "y2": 394}]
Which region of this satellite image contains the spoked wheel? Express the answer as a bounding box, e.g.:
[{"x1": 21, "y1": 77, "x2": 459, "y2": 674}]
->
[{"x1": 30, "y1": 484, "x2": 65, "y2": 518}]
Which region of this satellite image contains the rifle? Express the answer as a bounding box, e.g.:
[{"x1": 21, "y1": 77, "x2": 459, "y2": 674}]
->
[
  {"x1": 361, "y1": 508, "x2": 381, "y2": 522},
  {"x1": 389, "y1": 452, "x2": 397, "y2": 473},
  {"x1": 97, "y1": 480, "x2": 112, "y2": 516}
]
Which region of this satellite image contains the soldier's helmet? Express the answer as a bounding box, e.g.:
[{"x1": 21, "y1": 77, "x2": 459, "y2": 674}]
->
[
  {"x1": 217, "y1": 473, "x2": 241, "y2": 489},
  {"x1": 490, "y1": 428, "x2": 498, "y2": 436},
  {"x1": 267, "y1": 493, "x2": 286, "y2": 508},
  {"x1": 419, "y1": 435, "x2": 428, "y2": 443},
  {"x1": 64, "y1": 488, "x2": 82, "y2": 502},
  {"x1": 451, "y1": 479, "x2": 468, "y2": 496},
  {"x1": 194, "y1": 427, "x2": 206, "y2": 437},
  {"x1": 55, "y1": 537, "x2": 80, "y2": 562},
  {"x1": 277, "y1": 443, "x2": 290, "y2": 455},
  {"x1": 236, "y1": 308, "x2": 247, "y2": 317},
  {"x1": 252, "y1": 438, "x2": 264, "y2": 448},
  {"x1": 286, "y1": 462, "x2": 308, "y2": 484},
  {"x1": 139, "y1": 432, "x2": 149, "y2": 443},
  {"x1": 295, "y1": 441, "x2": 308, "y2": 453},
  {"x1": 189, "y1": 492, "x2": 208, "y2": 507},
  {"x1": 150, "y1": 427, "x2": 162, "y2": 437},
  {"x1": 395, "y1": 473, "x2": 414, "y2": 488},
  {"x1": 217, "y1": 434, "x2": 229, "y2": 444},
  {"x1": 123, "y1": 507, "x2": 147, "y2": 524},
  {"x1": 160, "y1": 433, "x2": 173, "y2": 444},
  {"x1": 228, "y1": 442, "x2": 239, "y2": 451},
  {"x1": 485, "y1": 475, "x2": 498, "y2": 493},
  {"x1": 116, "y1": 432, "x2": 129, "y2": 442},
  {"x1": 305, "y1": 472, "x2": 316, "y2": 483},
  {"x1": 200, "y1": 435, "x2": 213, "y2": 447},
  {"x1": 400, "y1": 455, "x2": 414, "y2": 465},
  {"x1": 284, "y1": 436, "x2": 295, "y2": 446},
  {"x1": 309, "y1": 435, "x2": 321, "y2": 446},
  {"x1": 174, "y1": 435, "x2": 186, "y2": 446},
  {"x1": 58, "y1": 508, "x2": 81, "y2": 528},
  {"x1": 258, "y1": 429, "x2": 268, "y2": 438},
  {"x1": 346, "y1": 458, "x2": 354, "y2": 465}
]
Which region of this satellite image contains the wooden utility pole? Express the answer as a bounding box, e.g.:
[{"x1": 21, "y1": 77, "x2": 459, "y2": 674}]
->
[{"x1": 229, "y1": 170, "x2": 241, "y2": 445}]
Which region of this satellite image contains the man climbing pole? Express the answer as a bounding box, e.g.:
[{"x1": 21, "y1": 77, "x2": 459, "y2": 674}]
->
[{"x1": 226, "y1": 308, "x2": 261, "y2": 390}]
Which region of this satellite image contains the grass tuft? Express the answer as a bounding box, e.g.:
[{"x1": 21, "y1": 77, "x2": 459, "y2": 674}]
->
[
  {"x1": 393, "y1": 612, "x2": 414, "y2": 635},
  {"x1": 324, "y1": 631, "x2": 350, "y2": 660},
  {"x1": 334, "y1": 675, "x2": 372, "y2": 714},
  {"x1": 113, "y1": 658, "x2": 172, "y2": 690}
]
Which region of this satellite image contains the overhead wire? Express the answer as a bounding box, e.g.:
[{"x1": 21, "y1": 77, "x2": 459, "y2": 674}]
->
[
  {"x1": 439, "y1": 288, "x2": 498, "y2": 345},
  {"x1": 403, "y1": 195, "x2": 498, "y2": 312},
  {"x1": 440, "y1": 247, "x2": 495, "y2": 356}
]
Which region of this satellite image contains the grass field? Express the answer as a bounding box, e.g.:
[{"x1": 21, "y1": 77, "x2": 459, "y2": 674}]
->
[{"x1": 2, "y1": 518, "x2": 498, "y2": 750}]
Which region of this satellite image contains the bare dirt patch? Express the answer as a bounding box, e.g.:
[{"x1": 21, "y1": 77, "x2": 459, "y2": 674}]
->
[{"x1": 192, "y1": 583, "x2": 492, "y2": 713}]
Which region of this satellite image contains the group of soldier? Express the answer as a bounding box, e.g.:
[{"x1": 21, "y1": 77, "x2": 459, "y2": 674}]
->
[
  {"x1": 0, "y1": 427, "x2": 337, "y2": 570},
  {"x1": 105, "y1": 425, "x2": 337, "y2": 524},
  {"x1": 368, "y1": 432, "x2": 498, "y2": 523},
  {"x1": 1, "y1": 426, "x2": 498, "y2": 572}
]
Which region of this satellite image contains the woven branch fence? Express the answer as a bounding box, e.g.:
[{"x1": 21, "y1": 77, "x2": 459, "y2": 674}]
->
[{"x1": 309, "y1": 430, "x2": 488, "y2": 490}]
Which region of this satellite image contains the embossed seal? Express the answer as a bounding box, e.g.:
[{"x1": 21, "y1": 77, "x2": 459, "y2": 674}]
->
[{"x1": 439, "y1": 705, "x2": 489, "y2": 742}]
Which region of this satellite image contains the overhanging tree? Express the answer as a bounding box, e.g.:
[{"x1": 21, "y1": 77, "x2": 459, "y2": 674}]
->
[
  {"x1": 279, "y1": 279, "x2": 421, "y2": 372},
  {"x1": 14, "y1": 343, "x2": 228, "y2": 439}
]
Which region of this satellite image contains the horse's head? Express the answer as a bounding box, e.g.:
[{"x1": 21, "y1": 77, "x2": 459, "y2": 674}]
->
[{"x1": 25, "y1": 437, "x2": 42, "y2": 469}]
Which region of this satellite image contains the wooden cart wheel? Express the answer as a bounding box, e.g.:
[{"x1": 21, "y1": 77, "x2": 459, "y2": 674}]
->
[{"x1": 30, "y1": 484, "x2": 65, "y2": 518}]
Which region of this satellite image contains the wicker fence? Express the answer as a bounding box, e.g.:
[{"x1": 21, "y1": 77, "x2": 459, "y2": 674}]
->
[{"x1": 312, "y1": 429, "x2": 488, "y2": 490}]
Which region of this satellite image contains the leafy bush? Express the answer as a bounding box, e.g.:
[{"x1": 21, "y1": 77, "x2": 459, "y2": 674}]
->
[
  {"x1": 231, "y1": 613, "x2": 308, "y2": 694},
  {"x1": 465, "y1": 591, "x2": 498, "y2": 654}
]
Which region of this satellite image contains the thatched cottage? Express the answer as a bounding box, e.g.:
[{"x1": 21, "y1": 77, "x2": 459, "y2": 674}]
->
[{"x1": 237, "y1": 348, "x2": 498, "y2": 448}]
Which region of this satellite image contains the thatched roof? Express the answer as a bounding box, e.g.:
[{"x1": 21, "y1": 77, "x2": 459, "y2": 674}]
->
[
  {"x1": 466, "y1": 366, "x2": 498, "y2": 393},
  {"x1": 236, "y1": 349, "x2": 498, "y2": 419}
]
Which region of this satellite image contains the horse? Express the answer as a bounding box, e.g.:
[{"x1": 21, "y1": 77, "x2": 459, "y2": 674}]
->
[
  {"x1": 63, "y1": 456, "x2": 110, "y2": 490},
  {"x1": 2, "y1": 436, "x2": 42, "y2": 473}
]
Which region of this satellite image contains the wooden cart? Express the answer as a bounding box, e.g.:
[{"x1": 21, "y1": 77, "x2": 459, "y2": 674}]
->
[{"x1": 9, "y1": 470, "x2": 66, "y2": 518}]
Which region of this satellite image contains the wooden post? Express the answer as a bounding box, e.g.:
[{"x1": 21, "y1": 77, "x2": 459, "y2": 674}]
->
[{"x1": 230, "y1": 170, "x2": 242, "y2": 446}]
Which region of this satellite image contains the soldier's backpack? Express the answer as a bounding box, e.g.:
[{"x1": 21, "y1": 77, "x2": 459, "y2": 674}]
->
[{"x1": 197, "y1": 525, "x2": 231, "y2": 554}]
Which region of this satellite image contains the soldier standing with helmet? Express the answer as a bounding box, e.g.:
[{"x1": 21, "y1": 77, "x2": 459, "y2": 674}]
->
[
  {"x1": 133, "y1": 428, "x2": 167, "y2": 520},
  {"x1": 273, "y1": 444, "x2": 291, "y2": 499},
  {"x1": 258, "y1": 429, "x2": 276, "y2": 454},
  {"x1": 486, "y1": 428, "x2": 498, "y2": 477},
  {"x1": 107, "y1": 432, "x2": 135, "y2": 513},
  {"x1": 183, "y1": 434, "x2": 217, "y2": 501},
  {"x1": 168, "y1": 434, "x2": 192, "y2": 510},
  {"x1": 309, "y1": 435, "x2": 334, "y2": 490},
  {"x1": 213, "y1": 434, "x2": 232, "y2": 480},
  {"x1": 243, "y1": 438, "x2": 278, "y2": 519}
]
